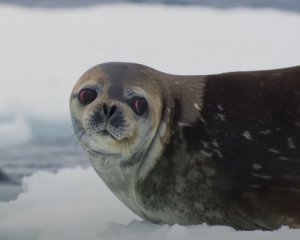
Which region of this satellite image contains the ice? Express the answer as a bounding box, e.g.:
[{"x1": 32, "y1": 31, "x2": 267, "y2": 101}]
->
[
  {"x1": 0, "y1": 167, "x2": 300, "y2": 240},
  {"x1": 0, "y1": 168, "x2": 137, "y2": 240}
]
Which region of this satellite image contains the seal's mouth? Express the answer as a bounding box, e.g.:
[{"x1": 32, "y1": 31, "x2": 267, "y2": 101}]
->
[
  {"x1": 100, "y1": 129, "x2": 110, "y2": 136},
  {"x1": 97, "y1": 129, "x2": 120, "y2": 141},
  {"x1": 96, "y1": 129, "x2": 111, "y2": 138}
]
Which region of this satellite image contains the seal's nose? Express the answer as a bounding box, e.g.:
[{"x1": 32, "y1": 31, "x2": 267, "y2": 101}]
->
[{"x1": 103, "y1": 103, "x2": 117, "y2": 119}]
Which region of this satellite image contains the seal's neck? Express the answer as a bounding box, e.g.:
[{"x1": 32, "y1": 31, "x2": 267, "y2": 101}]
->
[{"x1": 89, "y1": 152, "x2": 144, "y2": 216}]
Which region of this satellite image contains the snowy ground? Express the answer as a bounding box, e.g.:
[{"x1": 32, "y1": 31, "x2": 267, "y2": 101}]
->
[
  {"x1": 1, "y1": 168, "x2": 300, "y2": 240},
  {"x1": 0, "y1": 3, "x2": 300, "y2": 239}
]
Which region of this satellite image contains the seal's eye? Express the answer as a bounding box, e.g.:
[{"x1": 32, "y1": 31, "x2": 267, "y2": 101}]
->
[
  {"x1": 132, "y1": 97, "x2": 148, "y2": 116},
  {"x1": 78, "y1": 89, "x2": 97, "y2": 105}
]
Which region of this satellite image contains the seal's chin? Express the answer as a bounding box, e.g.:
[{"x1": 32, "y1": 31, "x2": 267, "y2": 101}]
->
[
  {"x1": 87, "y1": 147, "x2": 120, "y2": 157},
  {"x1": 82, "y1": 141, "x2": 121, "y2": 157},
  {"x1": 98, "y1": 128, "x2": 126, "y2": 142}
]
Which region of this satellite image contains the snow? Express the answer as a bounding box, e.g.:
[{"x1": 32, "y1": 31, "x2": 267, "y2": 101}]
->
[
  {"x1": 0, "y1": 167, "x2": 300, "y2": 240},
  {"x1": 1, "y1": 3, "x2": 300, "y2": 239}
]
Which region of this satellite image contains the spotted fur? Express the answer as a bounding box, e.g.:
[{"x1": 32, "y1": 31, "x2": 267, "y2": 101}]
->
[{"x1": 70, "y1": 63, "x2": 300, "y2": 230}]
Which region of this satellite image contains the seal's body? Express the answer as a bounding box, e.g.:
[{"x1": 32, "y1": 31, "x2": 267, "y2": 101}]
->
[{"x1": 70, "y1": 63, "x2": 300, "y2": 230}]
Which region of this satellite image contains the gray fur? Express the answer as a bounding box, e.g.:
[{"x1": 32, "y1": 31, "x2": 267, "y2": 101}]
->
[{"x1": 70, "y1": 63, "x2": 300, "y2": 230}]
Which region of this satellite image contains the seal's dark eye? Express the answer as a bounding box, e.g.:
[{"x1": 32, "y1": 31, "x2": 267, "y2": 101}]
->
[
  {"x1": 78, "y1": 89, "x2": 97, "y2": 105},
  {"x1": 132, "y1": 97, "x2": 148, "y2": 116}
]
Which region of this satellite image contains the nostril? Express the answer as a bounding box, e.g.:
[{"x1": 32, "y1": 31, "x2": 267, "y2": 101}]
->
[
  {"x1": 102, "y1": 103, "x2": 117, "y2": 118},
  {"x1": 109, "y1": 105, "x2": 117, "y2": 118},
  {"x1": 103, "y1": 103, "x2": 108, "y2": 116}
]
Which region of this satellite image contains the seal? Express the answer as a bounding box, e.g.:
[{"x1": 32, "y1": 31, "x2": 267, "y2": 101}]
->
[{"x1": 70, "y1": 62, "x2": 300, "y2": 230}]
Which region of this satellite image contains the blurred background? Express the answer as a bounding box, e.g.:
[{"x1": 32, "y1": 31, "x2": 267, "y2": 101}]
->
[
  {"x1": 0, "y1": 0, "x2": 300, "y2": 201},
  {"x1": 2, "y1": 0, "x2": 300, "y2": 11}
]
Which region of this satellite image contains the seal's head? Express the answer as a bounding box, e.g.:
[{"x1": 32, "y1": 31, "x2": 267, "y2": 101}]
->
[{"x1": 70, "y1": 63, "x2": 169, "y2": 172}]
